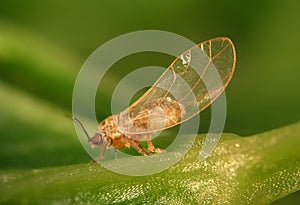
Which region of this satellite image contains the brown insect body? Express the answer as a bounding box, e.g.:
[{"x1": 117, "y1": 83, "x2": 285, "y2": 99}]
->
[
  {"x1": 74, "y1": 37, "x2": 236, "y2": 161},
  {"x1": 92, "y1": 97, "x2": 184, "y2": 160}
]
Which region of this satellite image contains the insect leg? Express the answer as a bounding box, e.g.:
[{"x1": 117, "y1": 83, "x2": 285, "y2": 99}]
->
[
  {"x1": 114, "y1": 148, "x2": 118, "y2": 160},
  {"x1": 92, "y1": 143, "x2": 108, "y2": 162},
  {"x1": 147, "y1": 135, "x2": 155, "y2": 152},
  {"x1": 127, "y1": 139, "x2": 150, "y2": 156},
  {"x1": 147, "y1": 135, "x2": 164, "y2": 153}
]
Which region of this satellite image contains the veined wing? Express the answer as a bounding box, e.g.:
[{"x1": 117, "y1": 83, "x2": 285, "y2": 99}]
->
[{"x1": 114, "y1": 37, "x2": 236, "y2": 135}]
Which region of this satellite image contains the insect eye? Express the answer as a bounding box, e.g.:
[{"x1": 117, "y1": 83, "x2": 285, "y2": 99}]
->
[{"x1": 92, "y1": 133, "x2": 103, "y2": 145}]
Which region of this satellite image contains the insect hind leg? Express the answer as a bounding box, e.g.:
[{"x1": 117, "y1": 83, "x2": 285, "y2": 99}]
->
[
  {"x1": 128, "y1": 139, "x2": 150, "y2": 156},
  {"x1": 147, "y1": 136, "x2": 164, "y2": 153}
]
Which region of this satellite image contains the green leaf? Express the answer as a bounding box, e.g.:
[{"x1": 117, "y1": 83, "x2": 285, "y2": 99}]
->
[
  {"x1": 1, "y1": 122, "x2": 299, "y2": 204},
  {"x1": 0, "y1": 21, "x2": 299, "y2": 205},
  {"x1": 0, "y1": 24, "x2": 79, "y2": 109},
  {"x1": 0, "y1": 81, "x2": 90, "y2": 168},
  {"x1": 0, "y1": 24, "x2": 116, "y2": 117}
]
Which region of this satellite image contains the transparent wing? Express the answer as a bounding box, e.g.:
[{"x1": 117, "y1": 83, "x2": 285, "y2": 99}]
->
[{"x1": 114, "y1": 37, "x2": 236, "y2": 135}]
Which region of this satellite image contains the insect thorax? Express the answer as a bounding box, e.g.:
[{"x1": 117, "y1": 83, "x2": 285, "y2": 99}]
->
[{"x1": 98, "y1": 116, "x2": 121, "y2": 138}]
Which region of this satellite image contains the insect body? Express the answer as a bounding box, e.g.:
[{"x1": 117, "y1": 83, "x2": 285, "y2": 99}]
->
[{"x1": 74, "y1": 37, "x2": 236, "y2": 161}]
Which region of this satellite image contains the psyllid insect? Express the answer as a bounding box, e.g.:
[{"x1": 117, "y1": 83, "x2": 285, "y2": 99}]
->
[{"x1": 74, "y1": 37, "x2": 236, "y2": 161}]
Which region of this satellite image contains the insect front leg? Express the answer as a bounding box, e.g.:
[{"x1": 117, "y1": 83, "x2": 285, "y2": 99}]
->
[{"x1": 92, "y1": 143, "x2": 108, "y2": 162}]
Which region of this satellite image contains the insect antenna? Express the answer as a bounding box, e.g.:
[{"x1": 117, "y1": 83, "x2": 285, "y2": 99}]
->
[{"x1": 73, "y1": 117, "x2": 92, "y2": 142}]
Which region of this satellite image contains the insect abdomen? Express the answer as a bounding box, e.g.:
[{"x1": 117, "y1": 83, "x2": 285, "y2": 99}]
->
[{"x1": 133, "y1": 97, "x2": 185, "y2": 130}]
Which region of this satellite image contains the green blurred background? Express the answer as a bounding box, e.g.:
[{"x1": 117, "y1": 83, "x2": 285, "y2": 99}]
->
[{"x1": 0, "y1": 0, "x2": 299, "y2": 203}]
